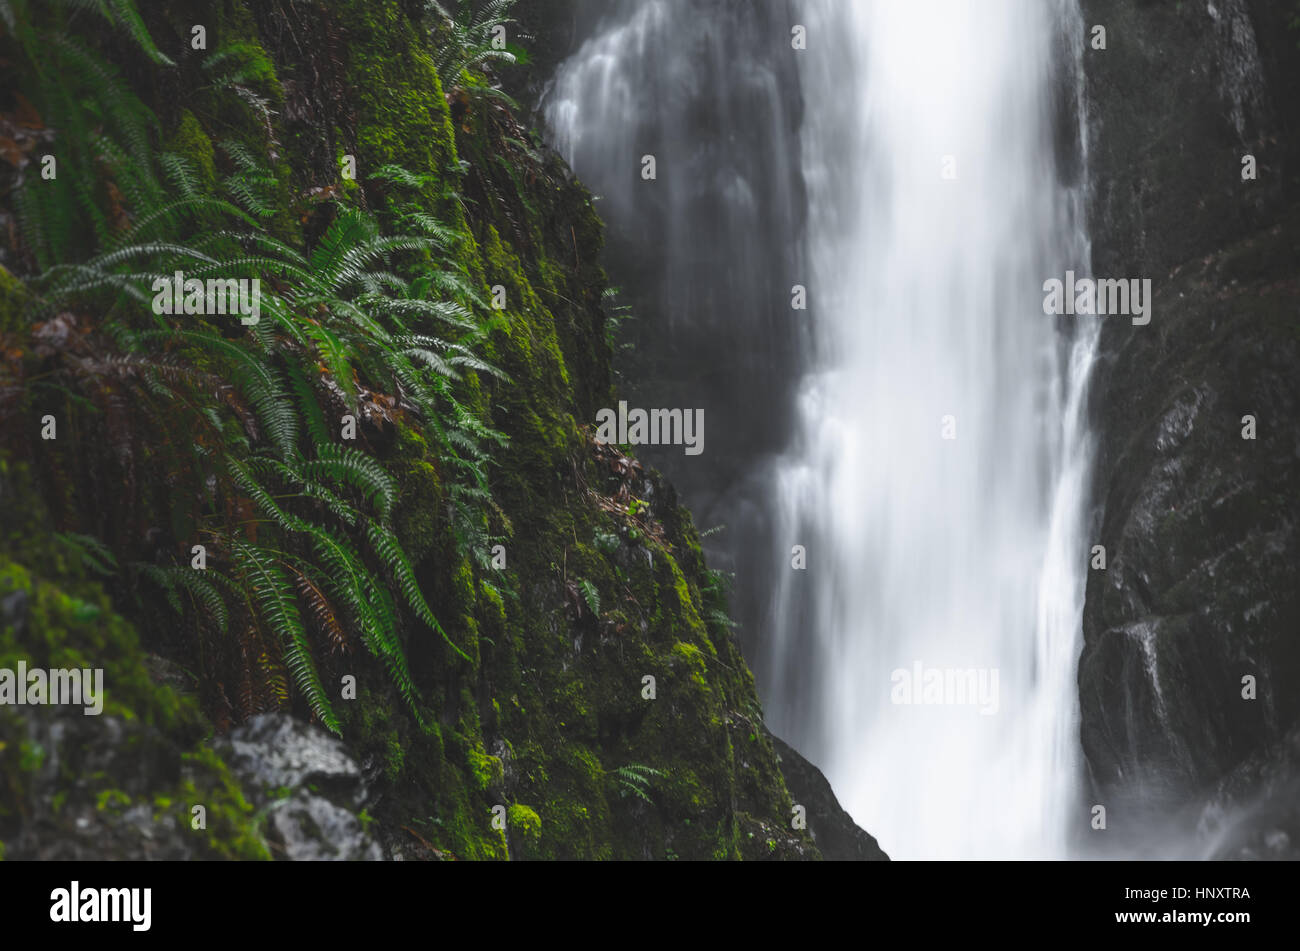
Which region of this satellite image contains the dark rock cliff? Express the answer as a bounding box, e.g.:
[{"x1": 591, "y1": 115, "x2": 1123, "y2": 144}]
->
[
  {"x1": 1078, "y1": 0, "x2": 1300, "y2": 857},
  {"x1": 772, "y1": 736, "x2": 888, "y2": 861}
]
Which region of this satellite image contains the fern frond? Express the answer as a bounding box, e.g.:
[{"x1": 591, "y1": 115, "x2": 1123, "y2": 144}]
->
[
  {"x1": 366, "y1": 520, "x2": 470, "y2": 663},
  {"x1": 300, "y1": 320, "x2": 358, "y2": 409},
  {"x1": 220, "y1": 140, "x2": 278, "y2": 219},
  {"x1": 284, "y1": 362, "x2": 332, "y2": 449},
  {"x1": 289, "y1": 564, "x2": 350, "y2": 656},
  {"x1": 132, "y1": 562, "x2": 232, "y2": 635},
  {"x1": 613, "y1": 764, "x2": 663, "y2": 803},
  {"x1": 164, "y1": 330, "x2": 298, "y2": 457},
  {"x1": 380, "y1": 297, "x2": 479, "y2": 332},
  {"x1": 102, "y1": 0, "x2": 176, "y2": 65},
  {"x1": 302, "y1": 444, "x2": 397, "y2": 520},
  {"x1": 400, "y1": 212, "x2": 463, "y2": 248},
  {"x1": 52, "y1": 531, "x2": 119, "y2": 577},
  {"x1": 369, "y1": 164, "x2": 432, "y2": 190},
  {"x1": 233, "y1": 541, "x2": 340, "y2": 735},
  {"x1": 577, "y1": 578, "x2": 600, "y2": 617},
  {"x1": 131, "y1": 562, "x2": 184, "y2": 614}
]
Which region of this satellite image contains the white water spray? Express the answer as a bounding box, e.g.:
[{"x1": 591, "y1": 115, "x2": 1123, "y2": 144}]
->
[{"x1": 768, "y1": 0, "x2": 1097, "y2": 858}]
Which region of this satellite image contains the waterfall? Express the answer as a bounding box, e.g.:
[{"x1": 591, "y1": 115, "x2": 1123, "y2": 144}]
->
[{"x1": 547, "y1": 0, "x2": 1097, "y2": 859}]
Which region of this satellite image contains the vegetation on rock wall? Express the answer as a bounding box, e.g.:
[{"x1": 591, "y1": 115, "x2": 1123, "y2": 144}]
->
[{"x1": 0, "y1": 0, "x2": 822, "y2": 860}]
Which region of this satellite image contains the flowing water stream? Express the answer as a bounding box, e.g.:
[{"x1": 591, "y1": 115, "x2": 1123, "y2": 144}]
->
[{"x1": 547, "y1": 0, "x2": 1098, "y2": 859}]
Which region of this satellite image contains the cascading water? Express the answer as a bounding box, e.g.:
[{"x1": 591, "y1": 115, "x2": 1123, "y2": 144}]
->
[
  {"x1": 770, "y1": 0, "x2": 1097, "y2": 860},
  {"x1": 548, "y1": 0, "x2": 1098, "y2": 859}
]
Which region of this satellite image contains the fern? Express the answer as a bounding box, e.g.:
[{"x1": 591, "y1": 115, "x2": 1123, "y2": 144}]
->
[
  {"x1": 284, "y1": 362, "x2": 332, "y2": 449},
  {"x1": 52, "y1": 531, "x2": 119, "y2": 578},
  {"x1": 426, "y1": 0, "x2": 521, "y2": 88},
  {"x1": 12, "y1": 23, "x2": 162, "y2": 266},
  {"x1": 370, "y1": 164, "x2": 434, "y2": 191},
  {"x1": 167, "y1": 330, "x2": 299, "y2": 458},
  {"x1": 96, "y1": 0, "x2": 177, "y2": 66},
  {"x1": 701, "y1": 568, "x2": 737, "y2": 631},
  {"x1": 577, "y1": 578, "x2": 600, "y2": 618},
  {"x1": 612, "y1": 764, "x2": 663, "y2": 803},
  {"x1": 289, "y1": 565, "x2": 350, "y2": 656},
  {"x1": 233, "y1": 542, "x2": 340, "y2": 735},
  {"x1": 132, "y1": 563, "x2": 184, "y2": 614},
  {"x1": 301, "y1": 444, "x2": 396, "y2": 521},
  {"x1": 221, "y1": 141, "x2": 278, "y2": 219},
  {"x1": 134, "y1": 564, "x2": 232, "y2": 636},
  {"x1": 368, "y1": 521, "x2": 471, "y2": 661},
  {"x1": 231, "y1": 457, "x2": 432, "y2": 721},
  {"x1": 13, "y1": 18, "x2": 505, "y2": 741},
  {"x1": 202, "y1": 42, "x2": 277, "y2": 91}
]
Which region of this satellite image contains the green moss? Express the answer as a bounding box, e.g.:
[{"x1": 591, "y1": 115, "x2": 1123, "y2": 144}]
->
[
  {"x1": 0, "y1": 265, "x2": 27, "y2": 336},
  {"x1": 394, "y1": 457, "x2": 442, "y2": 563},
  {"x1": 467, "y1": 745, "x2": 504, "y2": 791},
  {"x1": 0, "y1": 554, "x2": 188, "y2": 729},
  {"x1": 211, "y1": 41, "x2": 281, "y2": 95},
  {"x1": 17, "y1": 739, "x2": 45, "y2": 773},
  {"x1": 671, "y1": 641, "x2": 710, "y2": 689},
  {"x1": 96, "y1": 789, "x2": 131, "y2": 813},
  {"x1": 479, "y1": 580, "x2": 506, "y2": 630},
  {"x1": 166, "y1": 110, "x2": 217, "y2": 188},
  {"x1": 508, "y1": 803, "x2": 541, "y2": 840},
  {"x1": 384, "y1": 732, "x2": 406, "y2": 783},
  {"x1": 452, "y1": 557, "x2": 477, "y2": 611},
  {"x1": 175, "y1": 746, "x2": 271, "y2": 861},
  {"x1": 337, "y1": 0, "x2": 460, "y2": 211}
]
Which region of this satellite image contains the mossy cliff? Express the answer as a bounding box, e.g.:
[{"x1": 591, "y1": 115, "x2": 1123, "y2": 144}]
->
[{"x1": 0, "y1": 0, "x2": 861, "y2": 860}]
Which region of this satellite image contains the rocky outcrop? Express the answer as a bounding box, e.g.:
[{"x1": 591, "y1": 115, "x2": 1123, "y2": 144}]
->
[
  {"x1": 1078, "y1": 0, "x2": 1300, "y2": 854},
  {"x1": 0, "y1": 547, "x2": 269, "y2": 861},
  {"x1": 217, "y1": 714, "x2": 382, "y2": 861},
  {"x1": 772, "y1": 736, "x2": 887, "y2": 861},
  {"x1": 4, "y1": 710, "x2": 223, "y2": 861}
]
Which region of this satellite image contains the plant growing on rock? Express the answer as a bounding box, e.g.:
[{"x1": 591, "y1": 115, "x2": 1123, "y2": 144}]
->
[
  {"x1": 425, "y1": 0, "x2": 520, "y2": 89},
  {"x1": 3, "y1": 3, "x2": 508, "y2": 736}
]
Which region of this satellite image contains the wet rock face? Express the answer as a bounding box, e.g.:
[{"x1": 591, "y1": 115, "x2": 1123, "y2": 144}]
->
[
  {"x1": 1197, "y1": 723, "x2": 1300, "y2": 860},
  {"x1": 1078, "y1": 217, "x2": 1300, "y2": 829},
  {"x1": 772, "y1": 736, "x2": 887, "y2": 861},
  {"x1": 1078, "y1": 0, "x2": 1300, "y2": 851},
  {"x1": 6, "y1": 707, "x2": 380, "y2": 862},
  {"x1": 218, "y1": 714, "x2": 383, "y2": 861},
  {"x1": 1080, "y1": 0, "x2": 1295, "y2": 279}
]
